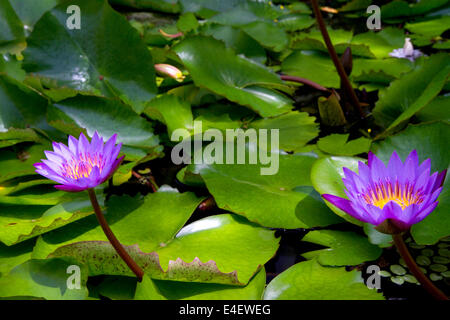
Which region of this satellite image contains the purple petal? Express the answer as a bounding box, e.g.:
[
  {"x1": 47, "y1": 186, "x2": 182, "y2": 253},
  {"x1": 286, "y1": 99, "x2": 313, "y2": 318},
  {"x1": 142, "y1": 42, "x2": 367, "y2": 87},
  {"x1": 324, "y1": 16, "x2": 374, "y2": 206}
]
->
[
  {"x1": 357, "y1": 161, "x2": 371, "y2": 184},
  {"x1": 417, "y1": 158, "x2": 431, "y2": 176},
  {"x1": 103, "y1": 134, "x2": 118, "y2": 157},
  {"x1": 101, "y1": 156, "x2": 124, "y2": 182},
  {"x1": 89, "y1": 166, "x2": 101, "y2": 185},
  {"x1": 381, "y1": 201, "x2": 404, "y2": 222},
  {"x1": 322, "y1": 194, "x2": 371, "y2": 224},
  {"x1": 379, "y1": 201, "x2": 412, "y2": 231},
  {"x1": 342, "y1": 167, "x2": 366, "y2": 193},
  {"x1": 54, "y1": 142, "x2": 75, "y2": 160},
  {"x1": 78, "y1": 132, "x2": 90, "y2": 155},
  {"x1": 412, "y1": 201, "x2": 438, "y2": 223},
  {"x1": 403, "y1": 150, "x2": 418, "y2": 182},
  {"x1": 54, "y1": 184, "x2": 87, "y2": 192},
  {"x1": 368, "y1": 152, "x2": 388, "y2": 183},
  {"x1": 387, "y1": 151, "x2": 403, "y2": 180},
  {"x1": 434, "y1": 169, "x2": 447, "y2": 190},
  {"x1": 414, "y1": 166, "x2": 431, "y2": 191},
  {"x1": 90, "y1": 131, "x2": 103, "y2": 152},
  {"x1": 34, "y1": 163, "x2": 68, "y2": 184},
  {"x1": 67, "y1": 135, "x2": 79, "y2": 154},
  {"x1": 405, "y1": 149, "x2": 419, "y2": 167},
  {"x1": 43, "y1": 151, "x2": 65, "y2": 165}
]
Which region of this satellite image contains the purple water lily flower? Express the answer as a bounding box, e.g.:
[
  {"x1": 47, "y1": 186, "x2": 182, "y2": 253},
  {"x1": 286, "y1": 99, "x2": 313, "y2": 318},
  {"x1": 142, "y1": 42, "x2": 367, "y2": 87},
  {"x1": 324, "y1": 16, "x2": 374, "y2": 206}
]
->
[
  {"x1": 34, "y1": 131, "x2": 124, "y2": 192},
  {"x1": 389, "y1": 38, "x2": 424, "y2": 62},
  {"x1": 322, "y1": 150, "x2": 446, "y2": 234}
]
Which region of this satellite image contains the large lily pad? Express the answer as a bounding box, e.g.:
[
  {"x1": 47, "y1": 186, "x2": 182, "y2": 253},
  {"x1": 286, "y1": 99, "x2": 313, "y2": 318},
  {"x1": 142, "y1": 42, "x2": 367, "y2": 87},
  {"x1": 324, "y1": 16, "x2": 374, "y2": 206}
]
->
[
  {"x1": 0, "y1": 257, "x2": 89, "y2": 299},
  {"x1": 193, "y1": 151, "x2": 342, "y2": 228},
  {"x1": 263, "y1": 259, "x2": 384, "y2": 300},
  {"x1": 0, "y1": 143, "x2": 48, "y2": 183},
  {"x1": 248, "y1": 111, "x2": 319, "y2": 152},
  {"x1": 144, "y1": 94, "x2": 194, "y2": 138},
  {"x1": 173, "y1": 36, "x2": 292, "y2": 117},
  {"x1": 317, "y1": 134, "x2": 371, "y2": 156},
  {"x1": 0, "y1": 238, "x2": 35, "y2": 276},
  {"x1": 302, "y1": 230, "x2": 383, "y2": 266},
  {"x1": 23, "y1": 0, "x2": 157, "y2": 113},
  {"x1": 135, "y1": 268, "x2": 266, "y2": 300},
  {"x1": 0, "y1": 0, "x2": 24, "y2": 46},
  {"x1": 281, "y1": 50, "x2": 339, "y2": 88},
  {"x1": 43, "y1": 213, "x2": 279, "y2": 285},
  {"x1": 0, "y1": 193, "x2": 105, "y2": 246},
  {"x1": 310, "y1": 156, "x2": 364, "y2": 226},
  {"x1": 48, "y1": 95, "x2": 160, "y2": 153},
  {"x1": 373, "y1": 53, "x2": 450, "y2": 131},
  {"x1": 32, "y1": 187, "x2": 203, "y2": 257},
  {"x1": 0, "y1": 75, "x2": 50, "y2": 132}
]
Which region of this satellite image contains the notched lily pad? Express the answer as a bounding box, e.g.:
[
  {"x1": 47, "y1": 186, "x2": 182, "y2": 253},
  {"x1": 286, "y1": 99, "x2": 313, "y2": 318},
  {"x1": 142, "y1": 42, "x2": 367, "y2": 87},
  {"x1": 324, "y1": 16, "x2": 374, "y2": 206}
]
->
[{"x1": 49, "y1": 241, "x2": 243, "y2": 285}]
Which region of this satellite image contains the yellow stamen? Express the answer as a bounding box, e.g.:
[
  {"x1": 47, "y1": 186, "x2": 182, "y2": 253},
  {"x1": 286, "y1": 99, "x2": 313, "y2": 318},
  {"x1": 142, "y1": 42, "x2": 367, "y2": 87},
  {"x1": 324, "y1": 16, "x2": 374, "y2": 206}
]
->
[
  {"x1": 364, "y1": 181, "x2": 423, "y2": 210},
  {"x1": 62, "y1": 153, "x2": 103, "y2": 180}
]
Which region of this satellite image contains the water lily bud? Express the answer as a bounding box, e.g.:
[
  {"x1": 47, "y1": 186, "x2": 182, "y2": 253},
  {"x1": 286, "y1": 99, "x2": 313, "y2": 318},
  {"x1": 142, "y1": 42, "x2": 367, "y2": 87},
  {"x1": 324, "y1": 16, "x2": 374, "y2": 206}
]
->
[{"x1": 154, "y1": 64, "x2": 185, "y2": 82}]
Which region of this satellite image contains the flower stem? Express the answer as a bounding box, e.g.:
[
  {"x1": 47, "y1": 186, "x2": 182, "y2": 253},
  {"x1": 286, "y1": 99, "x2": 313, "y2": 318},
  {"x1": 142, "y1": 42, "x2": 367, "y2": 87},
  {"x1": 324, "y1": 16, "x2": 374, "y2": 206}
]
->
[
  {"x1": 280, "y1": 74, "x2": 330, "y2": 92},
  {"x1": 310, "y1": 0, "x2": 364, "y2": 118},
  {"x1": 87, "y1": 188, "x2": 144, "y2": 282},
  {"x1": 392, "y1": 233, "x2": 448, "y2": 300}
]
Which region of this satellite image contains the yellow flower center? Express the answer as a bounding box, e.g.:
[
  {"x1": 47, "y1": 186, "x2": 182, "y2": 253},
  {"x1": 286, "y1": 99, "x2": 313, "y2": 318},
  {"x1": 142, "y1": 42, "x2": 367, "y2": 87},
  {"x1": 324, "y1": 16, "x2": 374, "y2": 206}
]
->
[
  {"x1": 363, "y1": 181, "x2": 423, "y2": 210},
  {"x1": 62, "y1": 153, "x2": 103, "y2": 180}
]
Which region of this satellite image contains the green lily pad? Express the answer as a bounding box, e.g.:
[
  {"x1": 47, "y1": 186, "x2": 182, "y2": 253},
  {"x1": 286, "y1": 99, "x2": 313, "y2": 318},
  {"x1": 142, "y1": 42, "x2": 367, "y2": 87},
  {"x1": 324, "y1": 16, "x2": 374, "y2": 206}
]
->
[
  {"x1": 0, "y1": 128, "x2": 43, "y2": 149},
  {"x1": 0, "y1": 193, "x2": 104, "y2": 246},
  {"x1": 201, "y1": 24, "x2": 267, "y2": 64},
  {"x1": 32, "y1": 187, "x2": 204, "y2": 257},
  {"x1": 0, "y1": 238, "x2": 35, "y2": 276},
  {"x1": 0, "y1": 258, "x2": 89, "y2": 299},
  {"x1": 282, "y1": 50, "x2": 339, "y2": 88},
  {"x1": 310, "y1": 156, "x2": 365, "y2": 226},
  {"x1": 317, "y1": 134, "x2": 371, "y2": 156},
  {"x1": 406, "y1": 16, "x2": 450, "y2": 38},
  {"x1": 144, "y1": 94, "x2": 194, "y2": 138},
  {"x1": 381, "y1": 0, "x2": 448, "y2": 19},
  {"x1": 0, "y1": 143, "x2": 49, "y2": 183},
  {"x1": 350, "y1": 27, "x2": 405, "y2": 59},
  {"x1": 0, "y1": 75, "x2": 50, "y2": 133},
  {"x1": 363, "y1": 223, "x2": 393, "y2": 248},
  {"x1": 373, "y1": 53, "x2": 450, "y2": 131},
  {"x1": 0, "y1": 0, "x2": 24, "y2": 46},
  {"x1": 173, "y1": 36, "x2": 292, "y2": 117},
  {"x1": 179, "y1": 0, "x2": 249, "y2": 18},
  {"x1": 194, "y1": 151, "x2": 342, "y2": 228},
  {"x1": 302, "y1": 230, "x2": 382, "y2": 266},
  {"x1": 249, "y1": 111, "x2": 319, "y2": 152},
  {"x1": 277, "y1": 13, "x2": 315, "y2": 32},
  {"x1": 48, "y1": 95, "x2": 160, "y2": 153},
  {"x1": 177, "y1": 12, "x2": 199, "y2": 33},
  {"x1": 9, "y1": 0, "x2": 58, "y2": 33},
  {"x1": 263, "y1": 259, "x2": 384, "y2": 300},
  {"x1": 135, "y1": 268, "x2": 266, "y2": 300},
  {"x1": 415, "y1": 95, "x2": 450, "y2": 123},
  {"x1": 110, "y1": 0, "x2": 180, "y2": 13},
  {"x1": 23, "y1": 0, "x2": 157, "y2": 113},
  {"x1": 0, "y1": 54, "x2": 25, "y2": 82},
  {"x1": 46, "y1": 214, "x2": 279, "y2": 285},
  {"x1": 352, "y1": 58, "x2": 414, "y2": 84}
]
